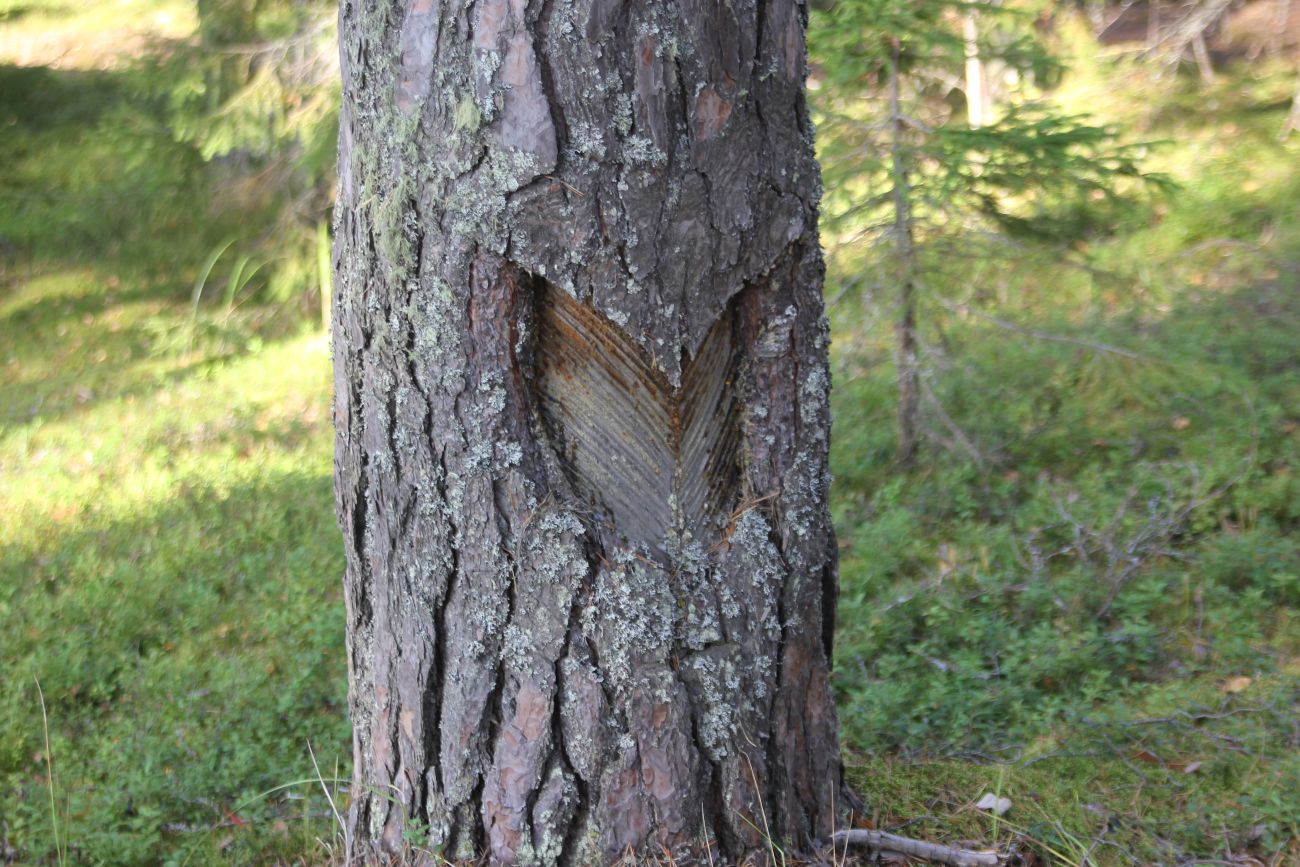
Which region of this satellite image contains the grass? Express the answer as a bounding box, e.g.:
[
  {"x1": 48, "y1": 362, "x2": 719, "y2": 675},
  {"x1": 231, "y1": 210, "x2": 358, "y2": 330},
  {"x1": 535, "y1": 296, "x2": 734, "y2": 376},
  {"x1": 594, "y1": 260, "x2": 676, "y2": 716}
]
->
[
  {"x1": 0, "y1": 5, "x2": 347, "y2": 863},
  {"x1": 0, "y1": 0, "x2": 194, "y2": 69},
  {"x1": 1, "y1": 1, "x2": 1298, "y2": 864},
  {"x1": 824, "y1": 39, "x2": 1300, "y2": 863}
]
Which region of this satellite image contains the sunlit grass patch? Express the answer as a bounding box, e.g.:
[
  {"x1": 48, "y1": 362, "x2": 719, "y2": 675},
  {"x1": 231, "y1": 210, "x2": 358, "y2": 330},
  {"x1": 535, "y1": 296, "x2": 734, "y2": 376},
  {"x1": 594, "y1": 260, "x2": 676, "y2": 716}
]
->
[
  {"x1": 0, "y1": 330, "x2": 346, "y2": 863},
  {"x1": 0, "y1": 0, "x2": 195, "y2": 69},
  {"x1": 0, "y1": 5, "x2": 345, "y2": 858}
]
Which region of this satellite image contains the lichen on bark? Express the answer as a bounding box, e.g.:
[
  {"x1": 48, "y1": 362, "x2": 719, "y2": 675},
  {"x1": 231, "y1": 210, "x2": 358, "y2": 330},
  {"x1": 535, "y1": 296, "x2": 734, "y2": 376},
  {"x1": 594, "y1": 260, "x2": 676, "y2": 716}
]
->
[{"x1": 332, "y1": 0, "x2": 844, "y2": 861}]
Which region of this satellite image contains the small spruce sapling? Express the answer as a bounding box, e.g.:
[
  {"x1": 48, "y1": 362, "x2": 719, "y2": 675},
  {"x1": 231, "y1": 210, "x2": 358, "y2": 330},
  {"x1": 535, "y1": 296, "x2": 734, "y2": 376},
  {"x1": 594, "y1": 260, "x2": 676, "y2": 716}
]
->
[{"x1": 810, "y1": 0, "x2": 1169, "y2": 465}]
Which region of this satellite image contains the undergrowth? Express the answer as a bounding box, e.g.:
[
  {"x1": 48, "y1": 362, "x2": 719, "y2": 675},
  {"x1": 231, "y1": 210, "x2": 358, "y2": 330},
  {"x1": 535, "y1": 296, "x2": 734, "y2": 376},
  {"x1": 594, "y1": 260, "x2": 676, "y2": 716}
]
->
[
  {"x1": 827, "y1": 38, "x2": 1300, "y2": 864},
  {"x1": 0, "y1": 1, "x2": 1296, "y2": 864}
]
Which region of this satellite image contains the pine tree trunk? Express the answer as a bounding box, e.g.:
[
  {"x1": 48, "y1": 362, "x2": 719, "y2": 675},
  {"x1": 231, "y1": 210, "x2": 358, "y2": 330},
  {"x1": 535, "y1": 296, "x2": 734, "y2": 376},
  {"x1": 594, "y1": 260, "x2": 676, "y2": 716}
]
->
[{"x1": 331, "y1": 0, "x2": 843, "y2": 862}]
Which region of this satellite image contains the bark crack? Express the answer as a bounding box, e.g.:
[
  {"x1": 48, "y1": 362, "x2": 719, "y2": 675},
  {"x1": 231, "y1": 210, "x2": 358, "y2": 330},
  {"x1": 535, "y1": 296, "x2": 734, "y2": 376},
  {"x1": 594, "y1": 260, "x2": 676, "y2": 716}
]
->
[
  {"x1": 530, "y1": 0, "x2": 568, "y2": 173},
  {"x1": 431, "y1": 443, "x2": 457, "y2": 797}
]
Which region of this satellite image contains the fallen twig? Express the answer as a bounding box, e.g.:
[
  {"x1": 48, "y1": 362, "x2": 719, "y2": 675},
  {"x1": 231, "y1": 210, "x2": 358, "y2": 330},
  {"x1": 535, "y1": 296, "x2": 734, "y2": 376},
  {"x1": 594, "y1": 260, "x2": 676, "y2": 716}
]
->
[{"x1": 833, "y1": 829, "x2": 1001, "y2": 866}]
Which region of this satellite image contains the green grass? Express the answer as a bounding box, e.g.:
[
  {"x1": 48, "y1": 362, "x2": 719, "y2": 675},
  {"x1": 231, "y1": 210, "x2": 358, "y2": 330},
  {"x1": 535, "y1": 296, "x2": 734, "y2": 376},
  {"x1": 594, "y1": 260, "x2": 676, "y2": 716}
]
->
[
  {"x1": 825, "y1": 39, "x2": 1300, "y2": 864},
  {"x1": 0, "y1": 5, "x2": 347, "y2": 863},
  {"x1": 1, "y1": 1, "x2": 1298, "y2": 864},
  {"x1": 0, "y1": 0, "x2": 193, "y2": 70}
]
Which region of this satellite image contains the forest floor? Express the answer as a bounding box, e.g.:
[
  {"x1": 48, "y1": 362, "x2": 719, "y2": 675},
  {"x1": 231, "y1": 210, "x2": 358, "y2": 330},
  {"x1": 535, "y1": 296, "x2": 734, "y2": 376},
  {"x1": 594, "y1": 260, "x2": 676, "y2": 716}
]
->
[{"x1": 1, "y1": 1, "x2": 1297, "y2": 864}]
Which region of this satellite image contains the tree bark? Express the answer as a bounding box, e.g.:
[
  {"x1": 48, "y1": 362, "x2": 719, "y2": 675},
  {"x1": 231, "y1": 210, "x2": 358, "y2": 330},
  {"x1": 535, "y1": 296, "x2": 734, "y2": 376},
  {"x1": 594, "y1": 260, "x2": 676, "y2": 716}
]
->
[{"x1": 331, "y1": 0, "x2": 843, "y2": 863}]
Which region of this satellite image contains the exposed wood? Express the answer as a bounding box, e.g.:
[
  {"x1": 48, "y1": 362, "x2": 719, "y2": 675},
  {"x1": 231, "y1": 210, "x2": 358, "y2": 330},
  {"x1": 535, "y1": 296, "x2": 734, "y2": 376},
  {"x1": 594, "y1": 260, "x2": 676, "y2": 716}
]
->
[{"x1": 534, "y1": 282, "x2": 742, "y2": 557}]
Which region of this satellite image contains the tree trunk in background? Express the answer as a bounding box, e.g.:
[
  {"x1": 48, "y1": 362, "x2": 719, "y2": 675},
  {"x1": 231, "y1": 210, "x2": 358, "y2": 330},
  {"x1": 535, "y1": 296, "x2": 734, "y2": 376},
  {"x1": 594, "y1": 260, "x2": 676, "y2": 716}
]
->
[
  {"x1": 1283, "y1": 73, "x2": 1300, "y2": 139},
  {"x1": 888, "y1": 41, "x2": 920, "y2": 468},
  {"x1": 963, "y1": 11, "x2": 990, "y2": 129},
  {"x1": 1190, "y1": 31, "x2": 1216, "y2": 83},
  {"x1": 331, "y1": 0, "x2": 843, "y2": 861}
]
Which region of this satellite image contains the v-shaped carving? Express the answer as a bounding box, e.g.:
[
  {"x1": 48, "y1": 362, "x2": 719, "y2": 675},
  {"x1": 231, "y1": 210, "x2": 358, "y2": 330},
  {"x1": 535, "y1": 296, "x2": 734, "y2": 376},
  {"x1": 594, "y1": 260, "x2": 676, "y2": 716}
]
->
[{"x1": 534, "y1": 284, "x2": 743, "y2": 556}]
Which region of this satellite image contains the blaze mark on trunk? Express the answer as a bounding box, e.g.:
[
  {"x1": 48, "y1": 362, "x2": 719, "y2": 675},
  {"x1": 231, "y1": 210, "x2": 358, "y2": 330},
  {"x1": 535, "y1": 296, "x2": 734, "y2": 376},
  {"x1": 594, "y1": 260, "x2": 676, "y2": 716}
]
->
[{"x1": 533, "y1": 284, "x2": 743, "y2": 557}]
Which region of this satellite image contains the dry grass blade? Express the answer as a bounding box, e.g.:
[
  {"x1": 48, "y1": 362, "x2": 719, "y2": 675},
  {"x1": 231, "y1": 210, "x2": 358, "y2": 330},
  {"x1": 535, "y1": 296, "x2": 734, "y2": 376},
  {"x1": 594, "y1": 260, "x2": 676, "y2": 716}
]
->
[{"x1": 35, "y1": 678, "x2": 66, "y2": 867}]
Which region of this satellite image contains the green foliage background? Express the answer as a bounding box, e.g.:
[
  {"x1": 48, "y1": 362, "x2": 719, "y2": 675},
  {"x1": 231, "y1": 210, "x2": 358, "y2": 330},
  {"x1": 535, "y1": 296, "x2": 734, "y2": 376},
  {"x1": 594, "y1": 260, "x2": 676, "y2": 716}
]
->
[{"x1": 0, "y1": 0, "x2": 1297, "y2": 862}]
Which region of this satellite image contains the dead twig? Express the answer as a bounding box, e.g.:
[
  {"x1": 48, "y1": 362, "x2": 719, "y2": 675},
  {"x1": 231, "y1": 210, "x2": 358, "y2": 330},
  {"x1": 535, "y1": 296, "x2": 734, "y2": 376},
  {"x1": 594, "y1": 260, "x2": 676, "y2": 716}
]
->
[{"x1": 833, "y1": 829, "x2": 1001, "y2": 866}]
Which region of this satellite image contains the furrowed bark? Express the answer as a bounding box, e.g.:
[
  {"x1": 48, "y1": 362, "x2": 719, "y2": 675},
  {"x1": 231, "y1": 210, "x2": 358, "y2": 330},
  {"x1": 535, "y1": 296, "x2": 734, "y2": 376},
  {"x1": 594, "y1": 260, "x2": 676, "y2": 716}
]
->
[{"x1": 332, "y1": 0, "x2": 843, "y2": 862}]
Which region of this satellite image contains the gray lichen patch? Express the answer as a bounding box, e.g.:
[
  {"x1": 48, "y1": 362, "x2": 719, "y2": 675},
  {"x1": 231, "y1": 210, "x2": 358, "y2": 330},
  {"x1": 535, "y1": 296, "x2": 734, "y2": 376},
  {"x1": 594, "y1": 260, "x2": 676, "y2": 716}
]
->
[
  {"x1": 524, "y1": 764, "x2": 579, "y2": 864},
  {"x1": 558, "y1": 650, "x2": 609, "y2": 784},
  {"x1": 584, "y1": 555, "x2": 676, "y2": 693},
  {"x1": 682, "y1": 646, "x2": 741, "y2": 760}
]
